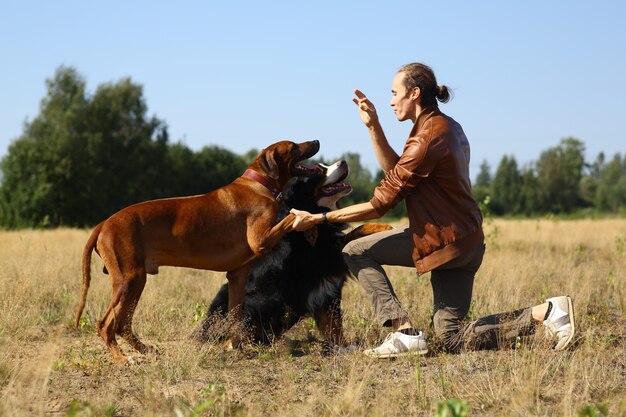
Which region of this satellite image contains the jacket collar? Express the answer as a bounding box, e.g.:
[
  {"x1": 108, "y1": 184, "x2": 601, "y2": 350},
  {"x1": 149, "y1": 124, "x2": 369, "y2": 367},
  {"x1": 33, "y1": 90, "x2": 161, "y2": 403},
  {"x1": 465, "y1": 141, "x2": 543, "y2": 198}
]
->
[{"x1": 412, "y1": 106, "x2": 441, "y2": 135}]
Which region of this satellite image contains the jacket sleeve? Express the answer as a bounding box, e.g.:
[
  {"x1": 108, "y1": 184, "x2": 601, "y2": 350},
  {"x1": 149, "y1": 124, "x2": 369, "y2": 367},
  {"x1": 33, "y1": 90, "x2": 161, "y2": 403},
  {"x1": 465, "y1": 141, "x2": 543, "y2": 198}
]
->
[{"x1": 370, "y1": 133, "x2": 444, "y2": 215}]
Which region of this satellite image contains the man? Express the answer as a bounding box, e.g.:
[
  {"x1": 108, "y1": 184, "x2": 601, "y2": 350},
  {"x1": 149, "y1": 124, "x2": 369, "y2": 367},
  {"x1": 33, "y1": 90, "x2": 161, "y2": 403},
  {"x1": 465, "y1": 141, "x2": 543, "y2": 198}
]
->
[{"x1": 291, "y1": 63, "x2": 575, "y2": 358}]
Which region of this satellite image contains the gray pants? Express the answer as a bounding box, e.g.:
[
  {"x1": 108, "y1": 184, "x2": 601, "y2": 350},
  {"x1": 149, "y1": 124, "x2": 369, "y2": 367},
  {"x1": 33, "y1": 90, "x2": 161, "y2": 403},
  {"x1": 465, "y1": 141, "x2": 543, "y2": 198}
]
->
[{"x1": 342, "y1": 226, "x2": 536, "y2": 353}]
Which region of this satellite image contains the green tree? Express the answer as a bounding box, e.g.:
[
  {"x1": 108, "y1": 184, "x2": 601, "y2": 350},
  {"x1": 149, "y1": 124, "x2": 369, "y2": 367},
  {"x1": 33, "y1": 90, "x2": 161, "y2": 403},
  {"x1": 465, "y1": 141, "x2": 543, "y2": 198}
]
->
[
  {"x1": 594, "y1": 153, "x2": 626, "y2": 212},
  {"x1": 475, "y1": 159, "x2": 492, "y2": 187},
  {"x1": 579, "y1": 152, "x2": 605, "y2": 207},
  {"x1": 81, "y1": 76, "x2": 170, "y2": 221},
  {"x1": 194, "y1": 145, "x2": 247, "y2": 193},
  {"x1": 162, "y1": 143, "x2": 247, "y2": 198},
  {"x1": 517, "y1": 164, "x2": 541, "y2": 215},
  {"x1": 535, "y1": 137, "x2": 586, "y2": 213},
  {"x1": 472, "y1": 159, "x2": 491, "y2": 206},
  {"x1": 490, "y1": 155, "x2": 521, "y2": 215},
  {"x1": 0, "y1": 66, "x2": 169, "y2": 227},
  {"x1": 0, "y1": 67, "x2": 90, "y2": 227},
  {"x1": 163, "y1": 142, "x2": 200, "y2": 196}
]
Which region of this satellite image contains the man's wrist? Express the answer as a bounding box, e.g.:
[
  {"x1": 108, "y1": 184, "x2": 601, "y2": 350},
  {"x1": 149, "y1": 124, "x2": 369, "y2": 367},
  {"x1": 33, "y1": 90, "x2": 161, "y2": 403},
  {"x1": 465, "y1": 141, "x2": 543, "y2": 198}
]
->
[
  {"x1": 366, "y1": 118, "x2": 381, "y2": 130},
  {"x1": 321, "y1": 212, "x2": 329, "y2": 224}
]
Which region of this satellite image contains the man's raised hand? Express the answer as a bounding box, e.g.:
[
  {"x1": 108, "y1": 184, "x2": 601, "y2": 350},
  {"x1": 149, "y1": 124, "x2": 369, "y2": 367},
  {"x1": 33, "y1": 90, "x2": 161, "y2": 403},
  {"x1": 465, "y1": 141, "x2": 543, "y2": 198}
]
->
[{"x1": 352, "y1": 89, "x2": 379, "y2": 128}]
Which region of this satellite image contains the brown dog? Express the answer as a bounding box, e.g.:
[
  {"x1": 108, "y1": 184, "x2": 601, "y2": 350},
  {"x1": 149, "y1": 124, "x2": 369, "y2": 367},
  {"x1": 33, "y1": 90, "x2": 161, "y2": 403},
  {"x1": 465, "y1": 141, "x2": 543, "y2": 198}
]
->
[{"x1": 75, "y1": 140, "x2": 320, "y2": 364}]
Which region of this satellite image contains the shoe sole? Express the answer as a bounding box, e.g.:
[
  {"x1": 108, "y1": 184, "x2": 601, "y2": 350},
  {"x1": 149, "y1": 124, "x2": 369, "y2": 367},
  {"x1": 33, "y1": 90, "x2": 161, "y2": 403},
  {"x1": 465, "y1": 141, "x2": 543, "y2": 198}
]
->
[
  {"x1": 554, "y1": 296, "x2": 576, "y2": 351},
  {"x1": 364, "y1": 348, "x2": 429, "y2": 359}
]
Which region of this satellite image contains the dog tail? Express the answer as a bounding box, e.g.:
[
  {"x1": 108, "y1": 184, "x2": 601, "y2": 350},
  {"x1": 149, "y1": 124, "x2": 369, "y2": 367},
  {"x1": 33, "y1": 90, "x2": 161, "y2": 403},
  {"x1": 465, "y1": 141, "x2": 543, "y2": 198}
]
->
[
  {"x1": 75, "y1": 221, "x2": 104, "y2": 328},
  {"x1": 343, "y1": 223, "x2": 394, "y2": 247}
]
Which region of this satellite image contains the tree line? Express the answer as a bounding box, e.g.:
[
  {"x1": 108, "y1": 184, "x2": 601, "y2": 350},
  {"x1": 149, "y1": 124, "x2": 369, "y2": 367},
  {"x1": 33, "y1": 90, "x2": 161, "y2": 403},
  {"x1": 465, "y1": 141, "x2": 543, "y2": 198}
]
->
[
  {"x1": 0, "y1": 67, "x2": 624, "y2": 228},
  {"x1": 0, "y1": 67, "x2": 378, "y2": 228},
  {"x1": 473, "y1": 138, "x2": 626, "y2": 216}
]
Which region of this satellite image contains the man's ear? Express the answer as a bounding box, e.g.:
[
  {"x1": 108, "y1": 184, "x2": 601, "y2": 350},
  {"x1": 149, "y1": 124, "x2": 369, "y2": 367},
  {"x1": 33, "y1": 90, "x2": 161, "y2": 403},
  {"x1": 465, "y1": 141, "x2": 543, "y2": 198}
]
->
[
  {"x1": 259, "y1": 148, "x2": 279, "y2": 180},
  {"x1": 410, "y1": 87, "x2": 421, "y2": 101}
]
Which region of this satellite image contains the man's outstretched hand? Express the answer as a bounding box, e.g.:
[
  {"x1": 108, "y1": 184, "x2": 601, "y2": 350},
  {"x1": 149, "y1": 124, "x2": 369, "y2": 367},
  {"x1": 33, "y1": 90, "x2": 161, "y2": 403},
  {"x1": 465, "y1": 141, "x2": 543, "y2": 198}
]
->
[
  {"x1": 353, "y1": 89, "x2": 379, "y2": 128},
  {"x1": 290, "y1": 208, "x2": 317, "y2": 231}
]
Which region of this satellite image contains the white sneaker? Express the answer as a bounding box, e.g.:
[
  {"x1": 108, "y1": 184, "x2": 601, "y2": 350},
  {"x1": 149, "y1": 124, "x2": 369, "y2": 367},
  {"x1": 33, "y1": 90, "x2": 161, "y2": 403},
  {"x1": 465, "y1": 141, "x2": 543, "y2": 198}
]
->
[
  {"x1": 363, "y1": 331, "x2": 428, "y2": 358},
  {"x1": 543, "y1": 296, "x2": 575, "y2": 351}
]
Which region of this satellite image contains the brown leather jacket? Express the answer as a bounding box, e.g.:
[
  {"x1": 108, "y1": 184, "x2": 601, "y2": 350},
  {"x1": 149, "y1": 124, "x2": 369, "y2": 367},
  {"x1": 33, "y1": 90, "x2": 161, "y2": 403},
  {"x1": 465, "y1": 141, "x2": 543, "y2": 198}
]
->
[{"x1": 370, "y1": 106, "x2": 484, "y2": 274}]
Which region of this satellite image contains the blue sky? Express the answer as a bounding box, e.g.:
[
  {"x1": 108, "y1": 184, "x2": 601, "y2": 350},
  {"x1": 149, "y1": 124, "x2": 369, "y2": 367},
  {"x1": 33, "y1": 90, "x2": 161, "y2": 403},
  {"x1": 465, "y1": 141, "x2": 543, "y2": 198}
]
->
[{"x1": 1, "y1": 1, "x2": 624, "y2": 178}]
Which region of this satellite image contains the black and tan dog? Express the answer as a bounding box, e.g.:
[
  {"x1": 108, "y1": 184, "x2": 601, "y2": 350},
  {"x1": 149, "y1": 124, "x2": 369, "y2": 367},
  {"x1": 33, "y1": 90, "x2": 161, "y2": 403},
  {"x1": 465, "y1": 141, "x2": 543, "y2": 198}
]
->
[
  {"x1": 199, "y1": 160, "x2": 392, "y2": 350},
  {"x1": 75, "y1": 140, "x2": 321, "y2": 363}
]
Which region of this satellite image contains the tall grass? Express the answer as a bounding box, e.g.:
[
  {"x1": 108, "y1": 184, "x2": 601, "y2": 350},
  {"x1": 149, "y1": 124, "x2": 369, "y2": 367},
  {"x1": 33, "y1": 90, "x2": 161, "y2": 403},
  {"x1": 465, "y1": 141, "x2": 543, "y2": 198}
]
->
[{"x1": 0, "y1": 219, "x2": 625, "y2": 416}]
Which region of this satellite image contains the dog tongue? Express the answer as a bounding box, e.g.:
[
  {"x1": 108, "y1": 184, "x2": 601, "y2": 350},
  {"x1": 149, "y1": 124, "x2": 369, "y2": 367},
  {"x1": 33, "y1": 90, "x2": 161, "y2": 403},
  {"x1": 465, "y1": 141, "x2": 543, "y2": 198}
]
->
[{"x1": 294, "y1": 162, "x2": 324, "y2": 176}]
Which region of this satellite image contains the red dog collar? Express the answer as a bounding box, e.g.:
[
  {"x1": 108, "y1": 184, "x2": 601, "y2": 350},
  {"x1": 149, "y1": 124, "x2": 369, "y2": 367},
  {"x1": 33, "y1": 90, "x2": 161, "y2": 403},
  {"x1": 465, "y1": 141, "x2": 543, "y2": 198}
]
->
[{"x1": 242, "y1": 169, "x2": 284, "y2": 203}]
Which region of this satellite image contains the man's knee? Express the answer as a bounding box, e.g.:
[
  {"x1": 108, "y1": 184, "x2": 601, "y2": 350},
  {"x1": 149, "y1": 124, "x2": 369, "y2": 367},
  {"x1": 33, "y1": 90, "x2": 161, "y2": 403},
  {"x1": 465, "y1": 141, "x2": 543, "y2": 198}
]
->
[
  {"x1": 432, "y1": 308, "x2": 464, "y2": 353},
  {"x1": 342, "y1": 238, "x2": 366, "y2": 270},
  {"x1": 342, "y1": 238, "x2": 362, "y2": 257}
]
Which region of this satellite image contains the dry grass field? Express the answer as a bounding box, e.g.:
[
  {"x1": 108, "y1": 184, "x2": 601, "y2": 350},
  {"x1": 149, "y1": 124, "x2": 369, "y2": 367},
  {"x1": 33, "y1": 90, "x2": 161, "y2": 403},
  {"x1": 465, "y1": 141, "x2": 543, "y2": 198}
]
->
[{"x1": 0, "y1": 219, "x2": 625, "y2": 416}]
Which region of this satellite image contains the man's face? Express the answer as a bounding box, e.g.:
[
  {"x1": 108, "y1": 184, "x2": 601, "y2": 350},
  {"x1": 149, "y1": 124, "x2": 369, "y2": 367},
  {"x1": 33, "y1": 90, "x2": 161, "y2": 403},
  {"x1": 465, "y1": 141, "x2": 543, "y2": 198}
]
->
[{"x1": 390, "y1": 72, "x2": 419, "y2": 122}]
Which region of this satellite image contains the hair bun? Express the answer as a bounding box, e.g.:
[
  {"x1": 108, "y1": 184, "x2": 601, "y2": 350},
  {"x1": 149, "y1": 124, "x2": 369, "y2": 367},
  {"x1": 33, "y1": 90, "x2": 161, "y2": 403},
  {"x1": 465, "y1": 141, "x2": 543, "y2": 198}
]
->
[{"x1": 435, "y1": 85, "x2": 451, "y2": 103}]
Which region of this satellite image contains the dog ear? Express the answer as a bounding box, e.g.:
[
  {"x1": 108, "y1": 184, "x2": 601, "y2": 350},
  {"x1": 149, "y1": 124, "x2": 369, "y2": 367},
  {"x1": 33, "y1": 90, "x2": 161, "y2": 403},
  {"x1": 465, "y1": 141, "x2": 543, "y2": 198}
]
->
[
  {"x1": 303, "y1": 227, "x2": 318, "y2": 246},
  {"x1": 259, "y1": 148, "x2": 280, "y2": 180}
]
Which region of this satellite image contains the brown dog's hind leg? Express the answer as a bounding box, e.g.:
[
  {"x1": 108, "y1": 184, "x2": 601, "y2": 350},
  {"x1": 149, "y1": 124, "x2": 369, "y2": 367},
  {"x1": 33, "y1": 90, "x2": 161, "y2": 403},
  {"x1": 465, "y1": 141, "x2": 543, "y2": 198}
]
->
[
  {"x1": 117, "y1": 272, "x2": 155, "y2": 355},
  {"x1": 225, "y1": 262, "x2": 254, "y2": 348},
  {"x1": 97, "y1": 267, "x2": 150, "y2": 363},
  {"x1": 96, "y1": 283, "x2": 129, "y2": 364}
]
